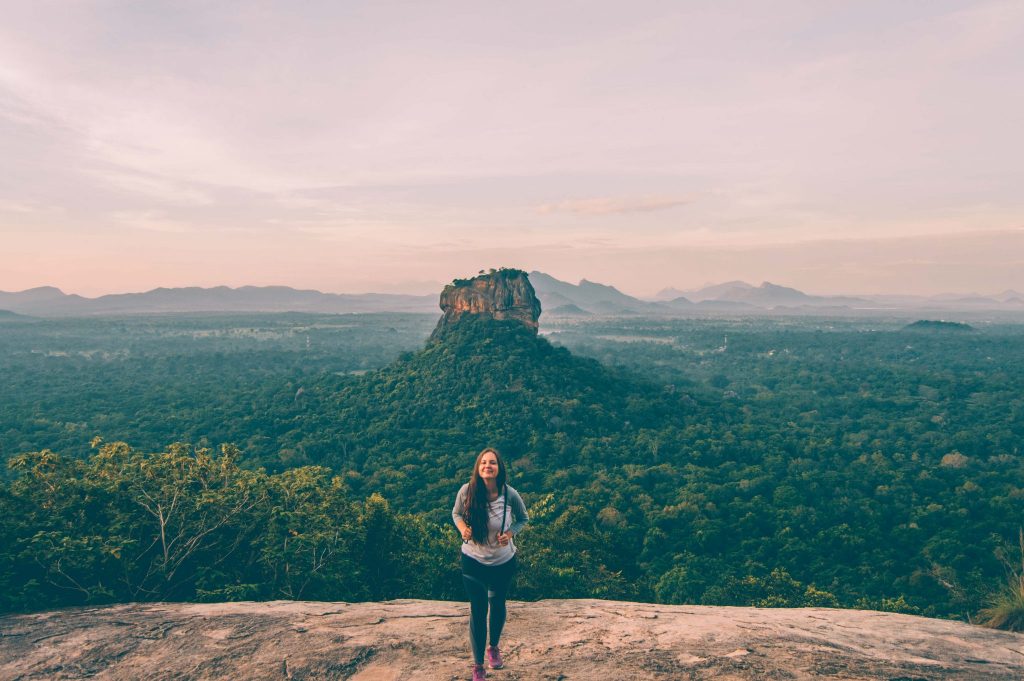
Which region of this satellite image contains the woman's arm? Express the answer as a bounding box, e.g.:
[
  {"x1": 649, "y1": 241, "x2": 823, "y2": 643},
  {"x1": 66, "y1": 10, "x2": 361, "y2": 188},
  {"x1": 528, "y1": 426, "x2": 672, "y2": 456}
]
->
[
  {"x1": 452, "y1": 484, "x2": 473, "y2": 540},
  {"x1": 507, "y1": 486, "x2": 529, "y2": 535}
]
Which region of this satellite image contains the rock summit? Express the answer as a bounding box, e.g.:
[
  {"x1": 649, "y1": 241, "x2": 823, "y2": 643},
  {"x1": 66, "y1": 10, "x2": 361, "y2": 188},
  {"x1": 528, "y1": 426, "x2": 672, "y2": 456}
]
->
[{"x1": 430, "y1": 268, "x2": 542, "y2": 340}]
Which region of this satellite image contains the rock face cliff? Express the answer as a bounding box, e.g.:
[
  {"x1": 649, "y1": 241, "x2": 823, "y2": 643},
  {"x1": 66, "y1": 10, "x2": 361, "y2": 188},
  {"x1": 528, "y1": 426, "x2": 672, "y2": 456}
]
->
[
  {"x1": 2, "y1": 599, "x2": 1023, "y2": 680},
  {"x1": 430, "y1": 269, "x2": 541, "y2": 340}
]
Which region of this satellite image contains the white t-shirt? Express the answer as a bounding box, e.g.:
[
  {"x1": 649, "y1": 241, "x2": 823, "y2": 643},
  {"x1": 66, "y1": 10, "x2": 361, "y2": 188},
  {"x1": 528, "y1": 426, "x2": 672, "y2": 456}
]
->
[{"x1": 452, "y1": 483, "x2": 529, "y2": 566}]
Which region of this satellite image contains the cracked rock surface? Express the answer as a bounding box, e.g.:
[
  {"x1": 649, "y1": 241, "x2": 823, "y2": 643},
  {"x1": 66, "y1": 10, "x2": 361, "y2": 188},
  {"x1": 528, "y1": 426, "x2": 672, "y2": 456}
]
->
[{"x1": 2, "y1": 599, "x2": 1023, "y2": 680}]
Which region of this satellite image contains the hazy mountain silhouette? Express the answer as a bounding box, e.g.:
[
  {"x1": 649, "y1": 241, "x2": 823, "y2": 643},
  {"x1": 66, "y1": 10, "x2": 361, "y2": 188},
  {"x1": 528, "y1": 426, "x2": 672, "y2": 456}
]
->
[
  {"x1": 2, "y1": 276, "x2": 1023, "y2": 317},
  {"x1": 528, "y1": 271, "x2": 658, "y2": 315},
  {"x1": 652, "y1": 286, "x2": 690, "y2": 301},
  {"x1": 996, "y1": 289, "x2": 1023, "y2": 303},
  {"x1": 534, "y1": 276, "x2": 870, "y2": 312},
  {"x1": 548, "y1": 303, "x2": 592, "y2": 316},
  {"x1": 678, "y1": 280, "x2": 756, "y2": 302},
  {"x1": 0, "y1": 285, "x2": 436, "y2": 316},
  {"x1": 0, "y1": 309, "x2": 34, "y2": 321}
]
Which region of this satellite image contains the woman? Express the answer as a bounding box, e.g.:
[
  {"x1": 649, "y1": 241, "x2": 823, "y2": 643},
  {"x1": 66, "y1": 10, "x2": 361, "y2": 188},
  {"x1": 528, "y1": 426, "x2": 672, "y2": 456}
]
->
[{"x1": 452, "y1": 447, "x2": 529, "y2": 680}]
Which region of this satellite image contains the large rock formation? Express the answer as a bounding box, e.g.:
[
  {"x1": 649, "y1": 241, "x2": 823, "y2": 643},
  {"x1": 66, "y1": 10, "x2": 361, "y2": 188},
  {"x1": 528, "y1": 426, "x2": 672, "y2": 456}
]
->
[
  {"x1": 2, "y1": 599, "x2": 1023, "y2": 680},
  {"x1": 430, "y1": 269, "x2": 542, "y2": 340}
]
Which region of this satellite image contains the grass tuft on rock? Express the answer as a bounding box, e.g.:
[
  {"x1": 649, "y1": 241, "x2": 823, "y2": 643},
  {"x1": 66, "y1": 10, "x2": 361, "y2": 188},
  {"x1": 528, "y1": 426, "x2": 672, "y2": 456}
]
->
[{"x1": 978, "y1": 529, "x2": 1024, "y2": 632}]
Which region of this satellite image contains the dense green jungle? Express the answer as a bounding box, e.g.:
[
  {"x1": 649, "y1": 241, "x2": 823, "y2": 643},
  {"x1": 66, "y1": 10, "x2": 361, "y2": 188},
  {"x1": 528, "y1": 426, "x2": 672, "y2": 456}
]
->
[{"x1": 2, "y1": 311, "x2": 1023, "y2": 621}]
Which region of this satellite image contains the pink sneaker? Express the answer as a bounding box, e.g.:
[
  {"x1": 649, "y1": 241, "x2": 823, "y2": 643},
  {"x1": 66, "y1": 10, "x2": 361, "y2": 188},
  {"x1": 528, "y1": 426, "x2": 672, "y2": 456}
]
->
[
  {"x1": 472, "y1": 663, "x2": 486, "y2": 680},
  {"x1": 487, "y1": 646, "x2": 504, "y2": 669}
]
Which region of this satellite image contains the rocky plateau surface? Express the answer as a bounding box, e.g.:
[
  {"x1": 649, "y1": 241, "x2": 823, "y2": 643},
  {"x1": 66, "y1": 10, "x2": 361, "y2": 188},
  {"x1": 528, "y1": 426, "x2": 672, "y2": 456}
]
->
[{"x1": 2, "y1": 599, "x2": 1023, "y2": 680}]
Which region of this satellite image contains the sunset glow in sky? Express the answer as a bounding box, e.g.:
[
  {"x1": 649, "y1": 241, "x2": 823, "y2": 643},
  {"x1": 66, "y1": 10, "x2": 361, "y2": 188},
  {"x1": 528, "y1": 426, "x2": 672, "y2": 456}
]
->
[{"x1": 2, "y1": 1, "x2": 1023, "y2": 296}]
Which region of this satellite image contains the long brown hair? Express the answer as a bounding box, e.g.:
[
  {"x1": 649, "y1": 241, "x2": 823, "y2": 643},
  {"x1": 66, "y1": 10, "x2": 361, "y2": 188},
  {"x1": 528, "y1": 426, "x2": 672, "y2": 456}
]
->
[{"x1": 464, "y1": 447, "x2": 507, "y2": 544}]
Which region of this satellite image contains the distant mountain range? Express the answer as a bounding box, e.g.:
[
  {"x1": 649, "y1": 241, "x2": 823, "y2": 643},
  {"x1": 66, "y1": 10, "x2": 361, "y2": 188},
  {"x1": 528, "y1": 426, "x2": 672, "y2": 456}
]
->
[
  {"x1": 0, "y1": 309, "x2": 34, "y2": 321},
  {"x1": 1, "y1": 277, "x2": 1022, "y2": 318},
  {"x1": 0, "y1": 286, "x2": 437, "y2": 317},
  {"x1": 652, "y1": 280, "x2": 870, "y2": 307},
  {"x1": 531, "y1": 275, "x2": 1023, "y2": 315},
  {"x1": 528, "y1": 275, "x2": 867, "y2": 314}
]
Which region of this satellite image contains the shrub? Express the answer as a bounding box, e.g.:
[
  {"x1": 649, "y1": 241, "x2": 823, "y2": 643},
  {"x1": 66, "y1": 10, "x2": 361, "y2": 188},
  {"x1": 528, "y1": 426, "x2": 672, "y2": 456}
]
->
[{"x1": 977, "y1": 529, "x2": 1024, "y2": 632}]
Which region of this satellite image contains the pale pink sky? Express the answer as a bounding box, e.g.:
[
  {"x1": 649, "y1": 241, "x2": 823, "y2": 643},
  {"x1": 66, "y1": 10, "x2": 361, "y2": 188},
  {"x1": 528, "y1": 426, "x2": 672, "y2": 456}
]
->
[{"x1": 2, "y1": 1, "x2": 1023, "y2": 297}]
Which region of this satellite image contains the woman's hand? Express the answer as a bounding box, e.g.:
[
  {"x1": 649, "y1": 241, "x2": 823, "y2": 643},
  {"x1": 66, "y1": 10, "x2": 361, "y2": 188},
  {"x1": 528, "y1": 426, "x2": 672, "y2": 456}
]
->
[
  {"x1": 461, "y1": 525, "x2": 473, "y2": 542},
  {"x1": 496, "y1": 531, "x2": 513, "y2": 546}
]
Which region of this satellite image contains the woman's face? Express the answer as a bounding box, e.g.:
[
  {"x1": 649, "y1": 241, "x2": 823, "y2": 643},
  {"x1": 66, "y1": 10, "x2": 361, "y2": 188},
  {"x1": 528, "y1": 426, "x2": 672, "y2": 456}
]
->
[{"x1": 478, "y1": 452, "x2": 499, "y2": 481}]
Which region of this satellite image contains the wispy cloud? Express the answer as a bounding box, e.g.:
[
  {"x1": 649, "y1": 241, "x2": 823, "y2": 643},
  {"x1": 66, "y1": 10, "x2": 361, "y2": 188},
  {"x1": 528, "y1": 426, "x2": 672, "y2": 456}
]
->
[
  {"x1": 536, "y1": 195, "x2": 692, "y2": 216},
  {"x1": 109, "y1": 210, "x2": 198, "y2": 234},
  {"x1": 89, "y1": 170, "x2": 213, "y2": 206},
  {"x1": 0, "y1": 199, "x2": 52, "y2": 214}
]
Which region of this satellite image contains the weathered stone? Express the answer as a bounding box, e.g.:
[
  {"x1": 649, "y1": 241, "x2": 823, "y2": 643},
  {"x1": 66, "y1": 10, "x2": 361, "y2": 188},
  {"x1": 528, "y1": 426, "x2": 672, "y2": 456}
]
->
[
  {"x1": 2, "y1": 599, "x2": 1023, "y2": 680},
  {"x1": 430, "y1": 268, "x2": 541, "y2": 340}
]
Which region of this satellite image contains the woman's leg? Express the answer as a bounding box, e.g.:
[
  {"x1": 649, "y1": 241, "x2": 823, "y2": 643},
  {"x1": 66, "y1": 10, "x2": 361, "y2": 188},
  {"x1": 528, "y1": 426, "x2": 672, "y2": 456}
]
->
[
  {"x1": 461, "y1": 556, "x2": 489, "y2": 666},
  {"x1": 487, "y1": 556, "x2": 517, "y2": 648},
  {"x1": 487, "y1": 588, "x2": 506, "y2": 648}
]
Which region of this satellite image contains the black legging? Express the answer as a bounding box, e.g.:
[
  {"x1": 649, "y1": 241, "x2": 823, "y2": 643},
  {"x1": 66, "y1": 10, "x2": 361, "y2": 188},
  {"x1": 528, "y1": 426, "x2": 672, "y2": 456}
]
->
[{"x1": 461, "y1": 553, "x2": 517, "y2": 665}]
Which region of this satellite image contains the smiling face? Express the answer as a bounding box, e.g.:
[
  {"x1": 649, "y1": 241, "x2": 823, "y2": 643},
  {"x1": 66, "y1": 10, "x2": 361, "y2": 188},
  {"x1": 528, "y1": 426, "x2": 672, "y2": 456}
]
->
[
  {"x1": 478, "y1": 450, "x2": 499, "y2": 481},
  {"x1": 472, "y1": 447, "x2": 505, "y2": 491}
]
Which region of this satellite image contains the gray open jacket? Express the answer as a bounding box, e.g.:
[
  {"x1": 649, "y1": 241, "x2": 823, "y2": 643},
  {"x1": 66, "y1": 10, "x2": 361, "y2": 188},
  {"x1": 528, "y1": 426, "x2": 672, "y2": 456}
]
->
[{"x1": 452, "y1": 483, "x2": 529, "y2": 565}]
